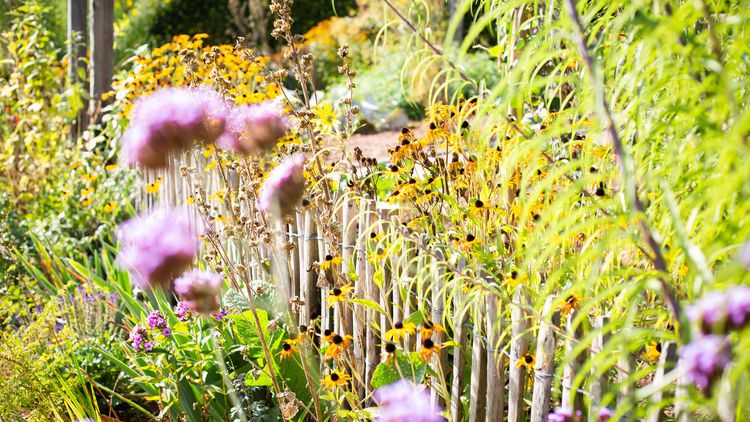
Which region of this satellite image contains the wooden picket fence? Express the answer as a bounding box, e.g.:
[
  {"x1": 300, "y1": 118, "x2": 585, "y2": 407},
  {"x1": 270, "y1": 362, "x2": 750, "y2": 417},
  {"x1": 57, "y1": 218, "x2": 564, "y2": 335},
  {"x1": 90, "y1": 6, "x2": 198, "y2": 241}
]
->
[{"x1": 137, "y1": 157, "x2": 681, "y2": 422}]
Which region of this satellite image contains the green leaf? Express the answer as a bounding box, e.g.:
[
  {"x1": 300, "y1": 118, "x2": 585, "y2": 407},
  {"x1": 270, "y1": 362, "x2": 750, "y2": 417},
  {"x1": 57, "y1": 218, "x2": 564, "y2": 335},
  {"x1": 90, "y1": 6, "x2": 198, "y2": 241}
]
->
[
  {"x1": 348, "y1": 298, "x2": 387, "y2": 315},
  {"x1": 370, "y1": 352, "x2": 427, "y2": 389},
  {"x1": 244, "y1": 366, "x2": 274, "y2": 387}
]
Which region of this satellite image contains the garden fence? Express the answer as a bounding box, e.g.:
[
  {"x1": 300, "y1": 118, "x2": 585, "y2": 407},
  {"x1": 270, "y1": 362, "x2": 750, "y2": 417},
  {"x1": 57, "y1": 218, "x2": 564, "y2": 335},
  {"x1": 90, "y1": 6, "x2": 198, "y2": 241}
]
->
[{"x1": 136, "y1": 156, "x2": 682, "y2": 422}]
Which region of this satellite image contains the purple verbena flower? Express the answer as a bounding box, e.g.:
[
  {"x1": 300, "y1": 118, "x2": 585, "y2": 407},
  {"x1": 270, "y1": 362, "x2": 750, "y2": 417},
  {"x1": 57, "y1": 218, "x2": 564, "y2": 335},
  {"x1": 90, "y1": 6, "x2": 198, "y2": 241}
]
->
[
  {"x1": 548, "y1": 408, "x2": 581, "y2": 422},
  {"x1": 143, "y1": 341, "x2": 154, "y2": 352},
  {"x1": 373, "y1": 380, "x2": 443, "y2": 422},
  {"x1": 680, "y1": 334, "x2": 731, "y2": 392},
  {"x1": 258, "y1": 154, "x2": 305, "y2": 218},
  {"x1": 53, "y1": 319, "x2": 65, "y2": 333},
  {"x1": 146, "y1": 310, "x2": 168, "y2": 330},
  {"x1": 726, "y1": 286, "x2": 750, "y2": 330},
  {"x1": 122, "y1": 87, "x2": 231, "y2": 168},
  {"x1": 688, "y1": 286, "x2": 750, "y2": 334},
  {"x1": 116, "y1": 207, "x2": 199, "y2": 290},
  {"x1": 128, "y1": 325, "x2": 147, "y2": 350},
  {"x1": 220, "y1": 100, "x2": 288, "y2": 154},
  {"x1": 175, "y1": 301, "x2": 193, "y2": 321},
  {"x1": 173, "y1": 270, "x2": 224, "y2": 314},
  {"x1": 162, "y1": 327, "x2": 172, "y2": 336},
  {"x1": 213, "y1": 308, "x2": 229, "y2": 322}
]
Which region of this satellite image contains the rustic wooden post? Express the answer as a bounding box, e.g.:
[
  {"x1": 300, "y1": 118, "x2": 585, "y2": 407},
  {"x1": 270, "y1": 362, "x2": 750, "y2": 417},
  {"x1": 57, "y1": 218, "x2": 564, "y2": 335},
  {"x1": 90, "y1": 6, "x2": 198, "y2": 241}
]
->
[
  {"x1": 431, "y1": 248, "x2": 448, "y2": 405},
  {"x1": 450, "y1": 260, "x2": 468, "y2": 422},
  {"x1": 89, "y1": 0, "x2": 113, "y2": 120},
  {"x1": 352, "y1": 198, "x2": 367, "y2": 398},
  {"x1": 508, "y1": 287, "x2": 531, "y2": 422},
  {"x1": 645, "y1": 341, "x2": 677, "y2": 422},
  {"x1": 300, "y1": 211, "x2": 319, "y2": 326},
  {"x1": 364, "y1": 200, "x2": 379, "y2": 392},
  {"x1": 530, "y1": 296, "x2": 558, "y2": 422},
  {"x1": 485, "y1": 295, "x2": 504, "y2": 422},
  {"x1": 589, "y1": 316, "x2": 609, "y2": 407},
  {"x1": 67, "y1": 0, "x2": 88, "y2": 138},
  {"x1": 469, "y1": 299, "x2": 487, "y2": 422},
  {"x1": 562, "y1": 312, "x2": 584, "y2": 412}
]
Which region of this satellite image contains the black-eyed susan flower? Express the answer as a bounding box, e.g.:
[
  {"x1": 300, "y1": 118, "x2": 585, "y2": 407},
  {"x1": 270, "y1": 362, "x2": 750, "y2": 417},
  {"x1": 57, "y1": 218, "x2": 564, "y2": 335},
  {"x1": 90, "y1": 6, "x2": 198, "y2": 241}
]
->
[
  {"x1": 280, "y1": 340, "x2": 298, "y2": 360},
  {"x1": 146, "y1": 177, "x2": 162, "y2": 194},
  {"x1": 320, "y1": 254, "x2": 343, "y2": 271},
  {"x1": 83, "y1": 174, "x2": 97, "y2": 183},
  {"x1": 81, "y1": 197, "x2": 92, "y2": 207},
  {"x1": 62, "y1": 188, "x2": 72, "y2": 198},
  {"x1": 322, "y1": 329, "x2": 335, "y2": 344},
  {"x1": 560, "y1": 294, "x2": 580, "y2": 316},
  {"x1": 324, "y1": 334, "x2": 352, "y2": 361},
  {"x1": 419, "y1": 338, "x2": 441, "y2": 362},
  {"x1": 105, "y1": 163, "x2": 118, "y2": 171},
  {"x1": 81, "y1": 187, "x2": 94, "y2": 197},
  {"x1": 504, "y1": 270, "x2": 526, "y2": 287},
  {"x1": 385, "y1": 321, "x2": 416, "y2": 342},
  {"x1": 517, "y1": 353, "x2": 535, "y2": 370},
  {"x1": 454, "y1": 233, "x2": 479, "y2": 252},
  {"x1": 103, "y1": 201, "x2": 118, "y2": 213},
  {"x1": 643, "y1": 341, "x2": 661, "y2": 363},
  {"x1": 420, "y1": 320, "x2": 445, "y2": 340},
  {"x1": 322, "y1": 370, "x2": 351, "y2": 389},
  {"x1": 326, "y1": 283, "x2": 353, "y2": 306}
]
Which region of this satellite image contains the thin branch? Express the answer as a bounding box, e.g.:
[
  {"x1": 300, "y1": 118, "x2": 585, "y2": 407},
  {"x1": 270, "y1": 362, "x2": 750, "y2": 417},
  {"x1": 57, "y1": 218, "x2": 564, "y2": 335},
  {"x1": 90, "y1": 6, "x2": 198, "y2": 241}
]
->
[
  {"x1": 382, "y1": 0, "x2": 477, "y2": 88},
  {"x1": 562, "y1": 0, "x2": 683, "y2": 330}
]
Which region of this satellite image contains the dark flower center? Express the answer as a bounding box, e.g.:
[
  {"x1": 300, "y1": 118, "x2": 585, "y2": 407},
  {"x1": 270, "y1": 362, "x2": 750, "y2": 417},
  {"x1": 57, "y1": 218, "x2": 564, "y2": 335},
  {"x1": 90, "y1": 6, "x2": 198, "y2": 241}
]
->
[
  {"x1": 370, "y1": 232, "x2": 377, "y2": 239},
  {"x1": 423, "y1": 339, "x2": 434, "y2": 349},
  {"x1": 332, "y1": 335, "x2": 344, "y2": 345},
  {"x1": 466, "y1": 234, "x2": 475, "y2": 242},
  {"x1": 656, "y1": 343, "x2": 662, "y2": 353},
  {"x1": 282, "y1": 343, "x2": 292, "y2": 351},
  {"x1": 401, "y1": 127, "x2": 410, "y2": 134},
  {"x1": 524, "y1": 355, "x2": 534, "y2": 364},
  {"x1": 325, "y1": 255, "x2": 333, "y2": 261},
  {"x1": 385, "y1": 343, "x2": 397, "y2": 353},
  {"x1": 511, "y1": 271, "x2": 518, "y2": 279},
  {"x1": 474, "y1": 200, "x2": 484, "y2": 208},
  {"x1": 324, "y1": 329, "x2": 332, "y2": 337},
  {"x1": 394, "y1": 322, "x2": 404, "y2": 329},
  {"x1": 566, "y1": 295, "x2": 576, "y2": 304},
  {"x1": 390, "y1": 165, "x2": 399, "y2": 172},
  {"x1": 377, "y1": 248, "x2": 385, "y2": 255},
  {"x1": 299, "y1": 325, "x2": 307, "y2": 333},
  {"x1": 333, "y1": 288, "x2": 342, "y2": 296},
  {"x1": 330, "y1": 373, "x2": 340, "y2": 381},
  {"x1": 429, "y1": 122, "x2": 437, "y2": 130}
]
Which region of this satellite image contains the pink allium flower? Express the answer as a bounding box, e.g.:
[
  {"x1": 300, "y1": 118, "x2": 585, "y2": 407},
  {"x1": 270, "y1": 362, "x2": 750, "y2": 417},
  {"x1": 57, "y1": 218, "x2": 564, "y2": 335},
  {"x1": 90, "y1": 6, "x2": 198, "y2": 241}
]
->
[
  {"x1": 117, "y1": 208, "x2": 199, "y2": 290},
  {"x1": 173, "y1": 270, "x2": 224, "y2": 314},
  {"x1": 373, "y1": 380, "x2": 442, "y2": 422},
  {"x1": 548, "y1": 408, "x2": 581, "y2": 422},
  {"x1": 597, "y1": 407, "x2": 614, "y2": 421},
  {"x1": 687, "y1": 286, "x2": 750, "y2": 334},
  {"x1": 258, "y1": 154, "x2": 305, "y2": 218},
  {"x1": 220, "y1": 100, "x2": 288, "y2": 154},
  {"x1": 680, "y1": 334, "x2": 731, "y2": 392},
  {"x1": 122, "y1": 87, "x2": 230, "y2": 168}
]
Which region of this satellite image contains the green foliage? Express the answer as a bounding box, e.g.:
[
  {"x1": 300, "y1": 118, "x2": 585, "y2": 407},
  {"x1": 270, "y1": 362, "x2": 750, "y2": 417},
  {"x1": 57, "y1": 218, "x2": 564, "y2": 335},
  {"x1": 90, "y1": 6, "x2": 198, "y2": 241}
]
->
[{"x1": 370, "y1": 352, "x2": 427, "y2": 389}]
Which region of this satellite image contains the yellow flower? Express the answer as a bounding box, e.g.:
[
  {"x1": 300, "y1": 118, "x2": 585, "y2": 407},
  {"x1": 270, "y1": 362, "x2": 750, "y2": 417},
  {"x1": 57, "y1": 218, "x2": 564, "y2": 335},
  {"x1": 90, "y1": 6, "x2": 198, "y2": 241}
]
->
[
  {"x1": 207, "y1": 188, "x2": 227, "y2": 202},
  {"x1": 62, "y1": 188, "x2": 72, "y2": 198},
  {"x1": 105, "y1": 163, "x2": 118, "y2": 171},
  {"x1": 203, "y1": 144, "x2": 215, "y2": 158},
  {"x1": 643, "y1": 342, "x2": 661, "y2": 363},
  {"x1": 504, "y1": 270, "x2": 526, "y2": 287},
  {"x1": 324, "y1": 334, "x2": 352, "y2": 361},
  {"x1": 146, "y1": 178, "x2": 162, "y2": 194},
  {"x1": 312, "y1": 101, "x2": 338, "y2": 130},
  {"x1": 321, "y1": 329, "x2": 335, "y2": 344},
  {"x1": 81, "y1": 187, "x2": 94, "y2": 197},
  {"x1": 320, "y1": 254, "x2": 343, "y2": 271},
  {"x1": 81, "y1": 197, "x2": 92, "y2": 207},
  {"x1": 280, "y1": 340, "x2": 298, "y2": 360},
  {"x1": 420, "y1": 320, "x2": 445, "y2": 340},
  {"x1": 326, "y1": 283, "x2": 353, "y2": 306},
  {"x1": 419, "y1": 338, "x2": 441, "y2": 362},
  {"x1": 385, "y1": 321, "x2": 416, "y2": 342},
  {"x1": 322, "y1": 370, "x2": 351, "y2": 389},
  {"x1": 205, "y1": 160, "x2": 218, "y2": 171},
  {"x1": 559, "y1": 294, "x2": 580, "y2": 316},
  {"x1": 103, "y1": 201, "x2": 118, "y2": 213},
  {"x1": 517, "y1": 353, "x2": 535, "y2": 370}
]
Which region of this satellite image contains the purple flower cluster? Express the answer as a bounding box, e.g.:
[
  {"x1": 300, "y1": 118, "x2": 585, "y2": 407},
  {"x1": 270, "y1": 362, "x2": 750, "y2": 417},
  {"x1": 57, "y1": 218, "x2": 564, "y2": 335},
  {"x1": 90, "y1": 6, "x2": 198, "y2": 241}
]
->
[
  {"x1": 117, "y1": 208, "x2": 199, "y2": 290},
  {"x1": 146, "y1": 310, "x2": 167, "y2": 330},
  {"x1": 122, "y1": 87, "x2": 231, "y2": 168},
  {"x1": 173, "y1": 270, "x2": 224, "y2": 314},
  {"x1": 258, "y1": 154, "x2": 306, "y2": 218},
  {"x1": 548, "y1": 408, "x2": 581, "y2": 422},
  {"x1": 687, "y1": 286, "x2": 750, "y2": 334},
  {"x1": 597, "y1": 407, "x2": 614, "y2": 421},
  {"x1": 213, "y1": 308, "x2": 229, "y2": 322},
  {"x1": 373, "y1": 380, "x2": 443, "y2": 422},
  {"x1": 222, "y1": 101, "x2": 288, "y2": 154},
  {"x1": 128, "y1": 325, "x2": 151, "y2": 351},
  {"x1": 175, "y1": 301, "x2": 193, "y2": 321},
  {"x1": 680, "y1": 335, "x2": 731, "y2": 391}
]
